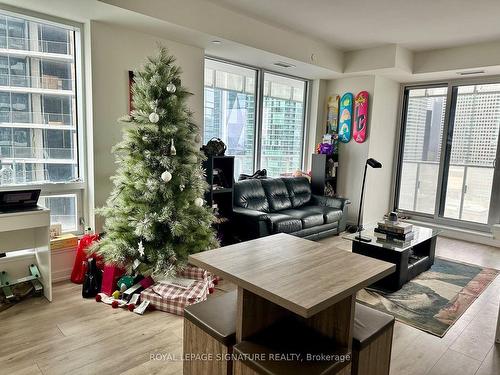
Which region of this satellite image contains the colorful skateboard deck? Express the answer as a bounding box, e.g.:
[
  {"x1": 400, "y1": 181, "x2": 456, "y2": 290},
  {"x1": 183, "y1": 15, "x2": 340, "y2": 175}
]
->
[
  {"x1": 353, "y1": 91, "x2": 368, "y2": 143},
  {"x1": 338, "y1": 93, "x2": 353, "y2": 143},
  {"x1": 326, "y1": 95, "x2": 340, "y2": 133}
]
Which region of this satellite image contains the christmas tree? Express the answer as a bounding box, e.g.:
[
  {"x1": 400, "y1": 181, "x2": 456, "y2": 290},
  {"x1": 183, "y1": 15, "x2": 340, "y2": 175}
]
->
[{"x1": 89, "y1": 47, "x2": 218, "y2": 277}]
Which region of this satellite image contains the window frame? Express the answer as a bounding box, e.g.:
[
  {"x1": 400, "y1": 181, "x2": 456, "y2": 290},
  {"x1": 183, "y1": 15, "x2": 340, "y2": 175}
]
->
[
  {"x1": 204, "y1": 56, "x2": 310, "y2": 176},
  {"x1": 392, "y1": 76, "x2": 500, "y2": 233},
  {"x1": 0, "y1": 5, "x2": 87, "y2": 235}
]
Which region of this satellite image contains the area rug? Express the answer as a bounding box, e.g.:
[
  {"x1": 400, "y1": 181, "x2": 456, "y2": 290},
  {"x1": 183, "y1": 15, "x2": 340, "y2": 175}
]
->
[{"x1": 357, "y1": 257, "x2": 499, "y2": 337}]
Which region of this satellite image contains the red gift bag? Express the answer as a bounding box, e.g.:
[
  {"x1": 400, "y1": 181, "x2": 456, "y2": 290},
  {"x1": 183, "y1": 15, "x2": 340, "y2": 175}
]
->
[
  {"x1": 70, "y1": 233, "x2": 100, "y2": 284},
  {"x1": 100, "y1": 265, "x2": 126, "y2": 296}
]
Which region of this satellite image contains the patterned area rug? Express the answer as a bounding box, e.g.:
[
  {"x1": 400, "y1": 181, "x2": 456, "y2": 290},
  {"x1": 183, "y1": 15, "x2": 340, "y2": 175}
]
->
[{"x1": 357, "y1": 257, "x2": 499, "y2": 337}]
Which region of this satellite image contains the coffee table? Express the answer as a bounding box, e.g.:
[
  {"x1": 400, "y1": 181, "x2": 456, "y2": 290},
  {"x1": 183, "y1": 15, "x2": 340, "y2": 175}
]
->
[{"x1": 344, "y1": 225, "x2": 440, "y2": 291}]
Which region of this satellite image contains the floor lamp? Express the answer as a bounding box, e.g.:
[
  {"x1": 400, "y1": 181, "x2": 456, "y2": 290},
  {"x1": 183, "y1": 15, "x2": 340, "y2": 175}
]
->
[{"x1": 355, "y1": 158, "x2": 382, "y2": 242}]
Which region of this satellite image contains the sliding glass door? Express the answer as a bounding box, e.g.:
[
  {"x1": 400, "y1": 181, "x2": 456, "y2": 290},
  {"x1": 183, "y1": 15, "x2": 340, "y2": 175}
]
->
[
  {"x1": 442, "y1": 83, "x2": 500, "y2": 224},
  {"x1": 396, "y1": 81, "x2": 500, "y2": 231},
  {"x1": 397, "y1": 87, "x2": 447, "y2": 215}
]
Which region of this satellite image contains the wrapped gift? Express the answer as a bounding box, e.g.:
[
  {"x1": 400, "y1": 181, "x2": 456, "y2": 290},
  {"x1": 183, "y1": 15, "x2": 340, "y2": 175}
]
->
[
  {"x1": 141, "y1": 278, "x2": 210, "y2": 315},
  {"x1": 140, "y1": 265, "x2": 214, "y2": 315}
]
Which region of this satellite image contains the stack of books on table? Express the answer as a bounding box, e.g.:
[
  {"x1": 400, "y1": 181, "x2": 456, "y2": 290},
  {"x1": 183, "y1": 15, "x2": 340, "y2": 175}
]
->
[{"x1": 374, "y1": 220, "x2": 414, "y2": 245}]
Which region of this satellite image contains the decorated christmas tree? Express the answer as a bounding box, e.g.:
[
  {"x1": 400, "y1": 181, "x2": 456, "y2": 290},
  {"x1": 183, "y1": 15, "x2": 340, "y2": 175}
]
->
[{"x1": 89, "y1": 47, "x2": 218, "y2": 277}]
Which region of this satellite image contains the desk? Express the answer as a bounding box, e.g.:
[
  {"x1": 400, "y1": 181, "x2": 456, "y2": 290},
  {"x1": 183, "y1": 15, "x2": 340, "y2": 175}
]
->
[
  {"x1": 189, "y1": 234, "x2": 395, "y2": 374},
  {"x1": 0, "y1": 208, "x2": 51, "y2": 301}
]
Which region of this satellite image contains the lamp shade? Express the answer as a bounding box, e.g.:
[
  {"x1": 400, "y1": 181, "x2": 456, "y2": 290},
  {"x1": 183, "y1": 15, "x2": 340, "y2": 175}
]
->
[{"x1": 367, "y1": 158, "x2": 382, "y2": 168}]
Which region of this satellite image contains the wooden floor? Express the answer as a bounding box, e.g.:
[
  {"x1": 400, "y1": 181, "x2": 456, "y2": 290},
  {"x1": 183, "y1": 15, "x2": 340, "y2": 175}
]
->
[{"x1": 0, "y1": 236, "x2": 498, "y2": 375}]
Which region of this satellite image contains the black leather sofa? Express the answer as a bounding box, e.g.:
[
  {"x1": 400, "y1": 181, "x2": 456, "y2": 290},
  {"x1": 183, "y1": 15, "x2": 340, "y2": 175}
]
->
[{"x1": 232, "y1": 177, "x2": 350, "y2": 241}]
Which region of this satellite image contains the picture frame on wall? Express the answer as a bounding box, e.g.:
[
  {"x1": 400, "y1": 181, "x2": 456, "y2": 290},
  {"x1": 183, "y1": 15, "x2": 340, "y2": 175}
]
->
[{"x1": 128, "y1": 70, "x2": 135, "y2": 112}]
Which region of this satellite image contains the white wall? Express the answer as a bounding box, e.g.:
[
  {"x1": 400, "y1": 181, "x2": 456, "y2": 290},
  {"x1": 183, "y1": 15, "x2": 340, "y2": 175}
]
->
[
  {"x1": 364, "y1": 76, "x2": 401, "y2": 224},
  {"x1": 325, "y1": 76, "x2": 375, "y2": 223},
  {"x1": 88, "y1": 21, "x2": 204, "y2": 231},
  {"x1": 324, "y1": 75, "x2": 399, "y2": 225}
]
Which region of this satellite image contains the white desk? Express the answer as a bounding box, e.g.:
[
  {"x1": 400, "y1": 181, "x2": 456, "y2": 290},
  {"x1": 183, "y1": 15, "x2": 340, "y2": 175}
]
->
[{"x1": 0, "y1": 208, "x2": 52, "y2": 301}]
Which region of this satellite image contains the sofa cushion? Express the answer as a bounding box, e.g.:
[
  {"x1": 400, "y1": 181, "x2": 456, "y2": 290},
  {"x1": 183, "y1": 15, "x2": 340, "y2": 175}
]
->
[
  {"x1": 234, "y1": 179, "x2": 269, "y2": 212},
  {"x1": 266, "y1": 213, "x2": 302, "y2": 234},
  {"x1": 261, "y1": 179, "x2": 292, "y2": 212},
  {"x1": 282, "y1": 177, "x2": 312, "y2": 208},
  {"x1": 293, "y1": 222, "x2": 338, "y2": 238},
  {"x1": 280, "y1": 208, "x2": 325, "y2": 228},
  {"x1": 307, "y1": 205, "x2": 343, "y2": 224}
]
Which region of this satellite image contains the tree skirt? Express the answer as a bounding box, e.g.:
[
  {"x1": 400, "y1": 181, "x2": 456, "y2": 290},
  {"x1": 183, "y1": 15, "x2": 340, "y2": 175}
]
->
[{"x1": 357, "y1": 257, "x2": 499, "y2": 337}]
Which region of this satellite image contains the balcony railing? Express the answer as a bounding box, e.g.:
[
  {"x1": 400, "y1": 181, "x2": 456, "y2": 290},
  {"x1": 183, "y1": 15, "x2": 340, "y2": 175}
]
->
[
  {"x1": 398, "y1": 160, "x2": 494, "y2": 224},
  {"x1": 0, "y1": 110, "x2": 73, "y2": 126},
  {"x1": 0, "y1": 145, "x2": 76, "y2": 160},
  {"x1": 0, "y1": 73, "x2": 73, "y2": 91},
  {"x1": 0, "y1": 36, "x2": 71, "y2": 55}
]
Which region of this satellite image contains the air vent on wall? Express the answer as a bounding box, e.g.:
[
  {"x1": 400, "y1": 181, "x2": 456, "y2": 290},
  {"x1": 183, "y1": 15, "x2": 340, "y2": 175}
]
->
[
  {"x1": 457, "y1": 70, "x2": 485, "y2": 76},
  {"x1": 274, "y1": 61, "x2": 296, "y2": 68}
]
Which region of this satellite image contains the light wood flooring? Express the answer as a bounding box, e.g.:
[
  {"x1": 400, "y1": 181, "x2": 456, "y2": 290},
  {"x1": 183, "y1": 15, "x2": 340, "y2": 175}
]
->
[{"x1": 0, "y1": 236, "x2": 498, "y2": 375}]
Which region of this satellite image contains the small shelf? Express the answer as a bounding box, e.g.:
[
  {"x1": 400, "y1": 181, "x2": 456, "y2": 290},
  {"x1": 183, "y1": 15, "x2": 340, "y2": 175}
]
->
[{"x1": 233, "y1": 317, "x2": 351, "y2": 375}]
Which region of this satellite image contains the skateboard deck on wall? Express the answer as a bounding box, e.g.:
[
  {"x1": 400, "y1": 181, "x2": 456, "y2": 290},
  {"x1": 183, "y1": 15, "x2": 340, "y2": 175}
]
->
[
  {"x1": 354, "y1": 91, "x2": 368, "y2": 143},
  {"x1": 326, "y1": 95, "x2": 340, "y2": 133},
  {"x1": 338, "y1": 93, "x2": 353, "y2": 143}
]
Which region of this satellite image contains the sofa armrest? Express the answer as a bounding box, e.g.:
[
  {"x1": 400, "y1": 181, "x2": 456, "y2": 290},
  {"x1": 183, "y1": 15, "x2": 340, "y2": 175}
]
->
[
  {"x1": 311, "y1": 195, "x2": 351, "y2": 210},
  {"x1": 311, "y1": 195, "x2": 351, "y2": 233},
  {"x1": 232, "y1": 207, "x2": 271, "y2": 239}
]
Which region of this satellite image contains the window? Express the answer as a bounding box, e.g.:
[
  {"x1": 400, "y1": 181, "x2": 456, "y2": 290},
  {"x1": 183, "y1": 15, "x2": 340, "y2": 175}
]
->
[
  {"x1": 397, "y1": 87, "x2": 447, "y2": 214},
  {"x1": 0, "y1": 10, "x2": 83, "y2": 233},
  {"x1": 261, "y1": 73, "x2": 306, "y2": 177},
  {"x1": 395, "y1": 82, "x2": 500, "y2": 231},
  {"x1": 204, "y1": 59, "x2": 257, "y2": 177},
  {"x1": 203, "y1": 58, "x2": 308, "y2": 178}
]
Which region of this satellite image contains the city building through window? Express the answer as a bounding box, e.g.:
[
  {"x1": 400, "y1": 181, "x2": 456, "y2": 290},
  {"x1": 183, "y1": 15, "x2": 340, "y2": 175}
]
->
[
  {"x1": 203, "y1": 58, "x2": 308, "y2": 178},
  {"x1": 0, "y1": 11, "x2": 83, "y2": 232},
  {"x1": 396, "y1": 83, "x2": 500, "y2": 229}
]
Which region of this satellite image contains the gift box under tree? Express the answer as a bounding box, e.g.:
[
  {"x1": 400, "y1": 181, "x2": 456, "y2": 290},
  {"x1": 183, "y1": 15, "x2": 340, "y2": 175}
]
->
[{"x1": 140, "y1": 265, "x2": 214, "y2": 315}]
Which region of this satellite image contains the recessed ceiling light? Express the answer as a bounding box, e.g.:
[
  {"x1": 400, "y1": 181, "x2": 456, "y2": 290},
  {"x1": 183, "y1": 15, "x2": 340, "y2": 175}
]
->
[
  {"x1": 274, "y1": 61, "x2": 296, "y2": 68},
  {"x1": 211, "y1": 40, "x2": 222, "y2": 44},
  {"x1": 457, "y1": 70, "x2": 485, "y2": 76}
]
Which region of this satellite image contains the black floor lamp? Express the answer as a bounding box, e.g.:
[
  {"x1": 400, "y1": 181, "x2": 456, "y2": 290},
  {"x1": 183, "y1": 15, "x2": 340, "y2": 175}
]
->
[{"x1": 355, "y1": 158, "x2": 382, "y2": 242}]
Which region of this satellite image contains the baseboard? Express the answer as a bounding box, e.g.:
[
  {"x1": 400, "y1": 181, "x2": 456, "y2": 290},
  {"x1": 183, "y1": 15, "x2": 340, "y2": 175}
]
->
[{"x1": 404, "y1": 220, "x2": 500, "y2": 248}]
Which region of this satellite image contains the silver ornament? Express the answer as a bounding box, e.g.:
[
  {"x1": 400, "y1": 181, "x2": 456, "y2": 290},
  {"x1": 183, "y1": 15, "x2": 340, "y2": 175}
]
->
[
  {"x1": 194, "y1": 197, "x2": 204, "y2": 207},
  {"x1": 149, "y1": 112, "x2": 159, "y2": 123},
  {"x1": 194, "y1": 134, "x2": 202, "y2": 143},
  {"x1": 166, "y1": 83, "x2": 177, "y2": 93},
  {"x1": 179, "y1": 184, "x2": 185, "y2": 191},
  {"x1": 170, "y1": 139, "x2": 177, "y2": 156},
  {"x1": 161, "y1": 170, "x2": 172, "y2": 182}
]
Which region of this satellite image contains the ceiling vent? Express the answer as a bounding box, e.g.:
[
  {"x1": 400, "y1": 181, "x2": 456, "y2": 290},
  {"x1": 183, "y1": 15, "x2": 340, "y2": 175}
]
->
[
  {"x1": 274, "y1": 61, "x2": 295, "y2": 68},
  {"x1": 457, "y1": 70, "x2": 485, "y2": 76}
]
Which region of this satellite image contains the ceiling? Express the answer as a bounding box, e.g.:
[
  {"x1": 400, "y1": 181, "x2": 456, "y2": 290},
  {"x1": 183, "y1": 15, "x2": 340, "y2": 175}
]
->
[{"x1": 207, "y1": 0, "x2": 500, "y2": 51}]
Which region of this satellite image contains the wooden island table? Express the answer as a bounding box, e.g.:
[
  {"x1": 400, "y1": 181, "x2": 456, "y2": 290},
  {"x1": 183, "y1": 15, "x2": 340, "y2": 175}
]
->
[{"x1": 188, "y1": 233, "x2": 395, "y2": 375}]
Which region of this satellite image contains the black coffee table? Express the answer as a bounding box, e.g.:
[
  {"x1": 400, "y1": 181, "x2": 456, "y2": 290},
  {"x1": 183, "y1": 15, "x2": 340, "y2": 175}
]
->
[{"x1": 344, "y1": 225, "x2": 440, "y2": 291}]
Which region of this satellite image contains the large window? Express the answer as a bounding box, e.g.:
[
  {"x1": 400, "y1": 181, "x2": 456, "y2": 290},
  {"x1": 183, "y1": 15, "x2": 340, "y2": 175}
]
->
[
  {"x1": 0, "y1": 10, "x2": 83, "y2": 233},
  {"x1": 204, "y1": 59, "x2": 308, "y2": 178},
  {"x1": 396, "y1": 82, "x2": 500, "y2": 231},
  {"x1": 204, "y1": 59, "x2": 256, "y2": 177}
]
